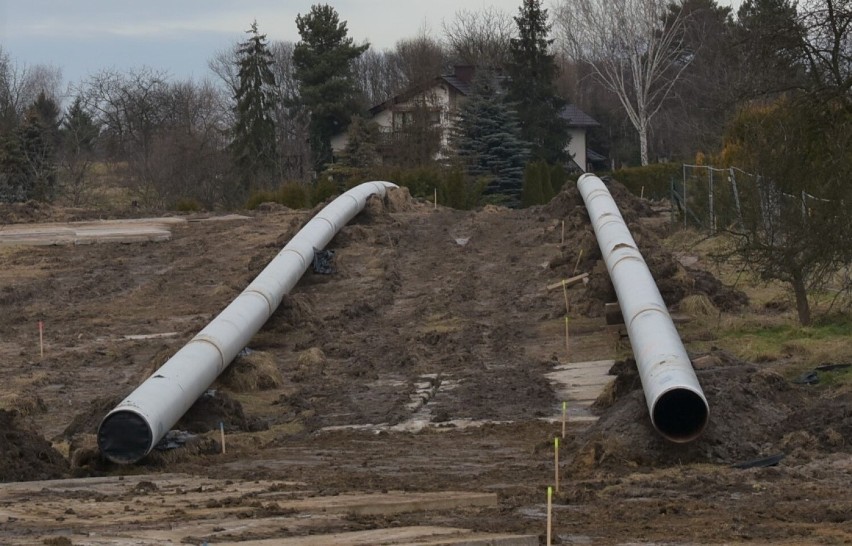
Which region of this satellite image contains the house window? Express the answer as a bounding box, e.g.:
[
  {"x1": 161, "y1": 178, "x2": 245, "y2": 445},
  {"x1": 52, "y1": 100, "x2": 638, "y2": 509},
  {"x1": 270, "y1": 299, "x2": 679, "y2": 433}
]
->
[{"x1": 392, "y1": 109, "x2": 442, "y2": 131}]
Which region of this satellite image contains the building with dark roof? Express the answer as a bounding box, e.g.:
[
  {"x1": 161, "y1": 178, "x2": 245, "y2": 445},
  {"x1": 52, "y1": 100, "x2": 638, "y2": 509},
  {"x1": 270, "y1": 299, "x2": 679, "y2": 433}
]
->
[{"x1": 331, "y1": 65, "x2": 602, "y2": 171}]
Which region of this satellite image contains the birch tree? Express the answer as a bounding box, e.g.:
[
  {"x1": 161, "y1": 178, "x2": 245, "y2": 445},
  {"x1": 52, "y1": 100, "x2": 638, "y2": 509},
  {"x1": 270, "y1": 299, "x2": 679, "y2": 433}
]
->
[{"x1": 555, "y1": 0, "x2": 691, "y2": 165}]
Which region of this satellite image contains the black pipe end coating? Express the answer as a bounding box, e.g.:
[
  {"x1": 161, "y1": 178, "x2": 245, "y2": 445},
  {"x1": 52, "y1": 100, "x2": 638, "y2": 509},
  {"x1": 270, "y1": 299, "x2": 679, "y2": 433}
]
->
[
  {"x1": 652, "y1": 388, "x2": 709, "y2": 443},
  {"x1": 97, "y1": 410, "x2": 153, "y2": 464}
]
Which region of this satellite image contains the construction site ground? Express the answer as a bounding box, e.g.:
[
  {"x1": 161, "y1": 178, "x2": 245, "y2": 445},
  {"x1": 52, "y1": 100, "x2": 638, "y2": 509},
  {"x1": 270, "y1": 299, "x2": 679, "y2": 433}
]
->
[{"x1": 0, "y1": 186, "x2": 849, "y2": 545}]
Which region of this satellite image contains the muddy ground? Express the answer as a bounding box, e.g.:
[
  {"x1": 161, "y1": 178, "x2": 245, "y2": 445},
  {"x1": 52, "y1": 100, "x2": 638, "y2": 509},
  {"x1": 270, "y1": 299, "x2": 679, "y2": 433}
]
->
[{"x1": 0, "y1": 182, "x2": 849, "y2": 544}]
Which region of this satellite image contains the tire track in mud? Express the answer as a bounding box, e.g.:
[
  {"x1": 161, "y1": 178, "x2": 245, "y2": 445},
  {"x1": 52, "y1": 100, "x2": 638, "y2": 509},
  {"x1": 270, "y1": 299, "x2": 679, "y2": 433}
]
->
[{"x1": 285, "y1": 207, "x2": 557, "y2": 431}]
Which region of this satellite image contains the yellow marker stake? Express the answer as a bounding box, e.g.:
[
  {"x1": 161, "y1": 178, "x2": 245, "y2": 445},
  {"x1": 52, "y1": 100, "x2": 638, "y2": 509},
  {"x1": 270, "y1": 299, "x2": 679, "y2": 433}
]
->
[
  {"x1": 38, "y1": 320, "x2": 44, "y2": 359},
  {"x1": 572, "y1": 249, "x2": 583, "y2": 275},
  {"x1": 564, "y1": 316, "x2": 570, "y2": 354},
  {"x1": 434, "y1": 188, "x2": 437, "y2": 209},
  {"x1": 562, "y1": 401, "x2": 567, "y2": 439},
  {"x1": 554, "y1": 437, "x2": 560, "y2": 493},
  {"x1": 546, "y1": 486, "x2": 553, "y2": 546},
  {"x1": 561, "y1": 279, "x2": 570, "y2": 315},
  {"x1": 561, "y1": 220, "x2": 565, "y2": 245}
]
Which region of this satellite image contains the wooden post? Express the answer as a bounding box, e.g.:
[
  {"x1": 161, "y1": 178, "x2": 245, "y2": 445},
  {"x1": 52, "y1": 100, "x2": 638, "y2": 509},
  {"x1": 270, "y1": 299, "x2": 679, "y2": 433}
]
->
[
  {"x1": 546, "y1": 486, "x2": 553, "y2": 546},
  {"x1": 434, "y1": 188, "x2": 437, "y2": 209},
  {"x1": 546, "y1": 273, "x2": 588, "y2": 292},
  {"x1": 561, "y1": 220, "x2": 565, "y2": 245},
  {"x1": 572, "y1": 249, "x2": 584, "y2": 275},
  {"x1": 564, "y1": 316, "x2": 570, "y2": 354},
  {"x1": 554, "y1": 437, "x2": 560, "y2": 493}
]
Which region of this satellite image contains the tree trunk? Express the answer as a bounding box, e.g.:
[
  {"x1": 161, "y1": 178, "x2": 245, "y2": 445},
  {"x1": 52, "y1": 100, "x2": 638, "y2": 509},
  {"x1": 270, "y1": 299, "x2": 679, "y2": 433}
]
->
[
  {"x1": 639, "y1": 124, "x2": 649, "y2": 166},
  {"x1": 791, "y1": 276, "x2": 811, "y2": 326}
]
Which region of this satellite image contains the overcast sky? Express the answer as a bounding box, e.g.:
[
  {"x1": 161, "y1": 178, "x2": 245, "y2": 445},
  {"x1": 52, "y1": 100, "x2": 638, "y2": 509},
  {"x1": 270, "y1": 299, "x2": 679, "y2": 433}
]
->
[{"x1": 1, "y1": 0, "x2": 743, "y2": 88}]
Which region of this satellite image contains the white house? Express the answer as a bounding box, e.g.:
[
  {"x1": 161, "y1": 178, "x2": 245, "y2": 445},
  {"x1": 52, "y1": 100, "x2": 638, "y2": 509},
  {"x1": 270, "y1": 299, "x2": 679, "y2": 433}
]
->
[{"x1": 331, "y1": 65, "x2": 601, "y2": 172}]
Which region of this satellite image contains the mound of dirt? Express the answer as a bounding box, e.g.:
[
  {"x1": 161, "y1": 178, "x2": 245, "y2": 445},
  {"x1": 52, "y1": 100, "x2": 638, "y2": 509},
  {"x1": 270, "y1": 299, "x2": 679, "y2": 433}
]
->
[
  {"x1": 0, "y1": 410, "x2": 69, "y2": 482},
  {"x1": 177, "y1": 390, "x2": 267, "y2": 434},
  {"x1": 61, "y1": 395, "x2": 124, "y2": 439},
  {"x1": 544, "y1": 179, "x2": 747, "y2": 314},
  {"x1": 573, "y1": 352, "x2": 848, "y2": 474}
]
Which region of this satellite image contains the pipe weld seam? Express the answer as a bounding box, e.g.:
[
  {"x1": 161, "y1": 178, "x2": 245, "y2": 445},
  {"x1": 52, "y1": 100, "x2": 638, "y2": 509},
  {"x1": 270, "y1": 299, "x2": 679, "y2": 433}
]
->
[
  {"x1": 313, "y1": 216, "x2": 337, "y2": 236},
  {"x1": 626, "y1": 305, "x2": 670, "y2": 330},
  {"x1": 608, "y1": 253, "x2": 645, "y2": 272},
  {"x1": 189, "y1": 336, "x2": 226, "y2": 371},
  {"x1": 244, "y1": 288, "x2": 275, "y2": 317},
  {"x1": 278, "y1": 248, "x2": 307, "y2": 270}
]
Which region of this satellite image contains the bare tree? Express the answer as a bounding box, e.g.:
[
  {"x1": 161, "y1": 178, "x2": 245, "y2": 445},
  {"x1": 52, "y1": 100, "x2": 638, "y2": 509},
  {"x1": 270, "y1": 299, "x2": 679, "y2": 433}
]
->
[
  {"x1": 391, "y1": 33, "x2": 448, "y2": 87},
  {"x1": 442, "y1": 7, "x2": 515, "y2": 67},
  {"x1": 555, "y1": 0, "x2": 692, "y2": 165},
  {"x1": 0, "y1": 47, "x2": 63, "y2": 130},
  {"x1": 795, "y1": 0, "x2": 851, "y2": 99},
  {"x1": 270, "y1": 40, "x2": 312, "y2": 181}
]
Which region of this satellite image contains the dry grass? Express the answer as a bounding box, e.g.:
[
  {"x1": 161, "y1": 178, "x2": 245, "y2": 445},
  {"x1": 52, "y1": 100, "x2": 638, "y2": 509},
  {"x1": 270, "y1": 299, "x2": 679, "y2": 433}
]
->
[
  {"x1": 218, "y1": 351, "x2": 284, "y2": 393},
  {"x1": 0, "y1": 391, "x2": 47, "y2": 417},
  {"x1": 677, "y1": 294, "x2": 719, "y2": 317}
]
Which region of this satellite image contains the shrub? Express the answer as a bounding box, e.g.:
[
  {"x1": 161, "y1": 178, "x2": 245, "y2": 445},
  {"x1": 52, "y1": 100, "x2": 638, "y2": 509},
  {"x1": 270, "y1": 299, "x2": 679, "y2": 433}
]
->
[{"x1": 611, "y1": 163, "x2": 680, "y2": 199}]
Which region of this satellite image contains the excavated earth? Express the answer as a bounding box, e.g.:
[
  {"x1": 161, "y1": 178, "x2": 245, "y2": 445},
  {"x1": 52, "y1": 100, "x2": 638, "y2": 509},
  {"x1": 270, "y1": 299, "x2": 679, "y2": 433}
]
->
[{"x1": 0, "y1": 182, "x2": 849, "y2": 545}]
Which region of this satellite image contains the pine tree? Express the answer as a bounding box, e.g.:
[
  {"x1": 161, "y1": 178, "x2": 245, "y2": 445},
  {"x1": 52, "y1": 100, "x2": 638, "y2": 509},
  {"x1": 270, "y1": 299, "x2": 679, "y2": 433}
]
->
[
  {"x1": 521, "y1": 161, "x2": 544, "y2": 207},
  {"x1": 453, "y1": 71, "x2": 529, "y2": 203},
  {"x1": 60, "y1": 96, "x2": 100, "y2": 205},
  {"x1": 232, "y1": 21, "x2": 279, "y2": 194},
  {"x1": 340, "y1": 115, "x2": 380, "y2": 169},
  {"x1": 506, "y1": 0, "x2": 570, "y2": 164},
  {"x1": 16, "y1": 107, "x2": 58, "y2": 201},
  {"x1": 293, "y1": 5, "x2": 368, "y2": 172}
]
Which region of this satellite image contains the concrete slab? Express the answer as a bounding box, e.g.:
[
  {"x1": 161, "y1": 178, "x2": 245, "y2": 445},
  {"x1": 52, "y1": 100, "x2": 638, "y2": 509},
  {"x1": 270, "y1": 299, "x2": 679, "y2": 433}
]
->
[
  {"x1": 223, "y1": 526, "x2": 539, "y2": 546},
  {"x1": 0, "y1": 218, "x2": 187, "y2": 246},
  {"x1": 546, "y1": 359, "x2": 615, "y2": 419}
]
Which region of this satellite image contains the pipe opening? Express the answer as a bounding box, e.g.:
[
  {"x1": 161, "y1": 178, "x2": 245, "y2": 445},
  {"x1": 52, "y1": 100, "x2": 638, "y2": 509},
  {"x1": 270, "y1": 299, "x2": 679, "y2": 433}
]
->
[
  {"x1": 97, "y1": 410, "x2": 153, "y2": 465},
  {"x1": 652, "y1": 388, "x2": 709, "y2": 443}
]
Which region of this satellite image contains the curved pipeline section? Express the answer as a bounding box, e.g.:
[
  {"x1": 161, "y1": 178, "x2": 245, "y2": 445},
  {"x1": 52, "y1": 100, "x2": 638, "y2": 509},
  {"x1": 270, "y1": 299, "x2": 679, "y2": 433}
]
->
[
  {"x1": 98, "y1": 181, "x2": 398, "y2": 464},
  {"x1": 578, "y1": 174, "x2": 709, "y2": 442}
]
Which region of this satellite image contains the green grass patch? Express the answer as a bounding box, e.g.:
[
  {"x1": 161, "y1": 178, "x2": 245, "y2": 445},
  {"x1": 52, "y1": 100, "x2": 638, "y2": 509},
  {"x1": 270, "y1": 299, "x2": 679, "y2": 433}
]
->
[{"x1": 716, "y1": 315, "x2": 852, "y2": 383}]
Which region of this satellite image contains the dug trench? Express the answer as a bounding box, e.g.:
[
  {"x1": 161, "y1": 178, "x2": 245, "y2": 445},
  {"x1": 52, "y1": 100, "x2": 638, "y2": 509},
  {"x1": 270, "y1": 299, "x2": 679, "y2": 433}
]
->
[{"x1": 0, "y1": 183, "x2": 849, "y2": 544}]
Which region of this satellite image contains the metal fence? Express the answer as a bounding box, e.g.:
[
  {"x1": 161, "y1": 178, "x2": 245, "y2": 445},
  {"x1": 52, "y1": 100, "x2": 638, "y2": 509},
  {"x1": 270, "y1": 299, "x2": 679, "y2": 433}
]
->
[{"x1": 672, "y1": 164, "x2": 830, "y2": 234}]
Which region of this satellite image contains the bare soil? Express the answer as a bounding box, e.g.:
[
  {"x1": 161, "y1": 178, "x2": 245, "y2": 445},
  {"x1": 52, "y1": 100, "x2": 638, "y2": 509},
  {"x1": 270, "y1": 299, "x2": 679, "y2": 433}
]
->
[{"x1": 0, "y1": 183, "x2": 849, "y2": 545}]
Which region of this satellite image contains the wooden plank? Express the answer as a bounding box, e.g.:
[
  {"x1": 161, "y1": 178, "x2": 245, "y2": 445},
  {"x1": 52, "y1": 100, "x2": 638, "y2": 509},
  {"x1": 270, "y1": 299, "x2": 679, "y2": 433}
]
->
[{"x1": 546, "y1": 272, "x2": 589, "y2": 291}]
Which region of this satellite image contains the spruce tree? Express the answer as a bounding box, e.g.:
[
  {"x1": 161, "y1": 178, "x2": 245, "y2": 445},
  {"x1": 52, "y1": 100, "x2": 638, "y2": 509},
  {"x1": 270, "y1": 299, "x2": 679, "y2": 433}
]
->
[
  {"x1": 453, "y1": 71, "x2": 529, "y2": 203},
  {"x1": 506, "y1": 0, "x2": 570, "y2": 165},
  {"x1": 293, "y1": 5, "x2": 368, "y2": 172},
  {"x1": 232, "y1": 21, "x2": 279, "y2": 194},
  {"x1": 60, "y1": 96, "x2": 100, "y2": 205}
]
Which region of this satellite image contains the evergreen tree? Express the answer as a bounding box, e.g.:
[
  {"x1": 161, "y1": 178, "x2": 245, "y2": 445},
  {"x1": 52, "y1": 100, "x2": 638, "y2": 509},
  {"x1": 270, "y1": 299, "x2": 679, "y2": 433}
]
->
[
  {"x1": 340, "y1": 115, "x2": 380, "y2": 169},
  {"x1": 453, "y1": 71, "x2": 529, "y2": 203},
  {"x1": 232, "y1": 21, "x2": 279, "y2": 194},
  {"x1": 60, "y1": 96, "x2": 100, "y2": 205},
  {"x1": 13, "y1": 106, "x2": 58, "y2": 201},
  {"x1": 0, "y1": 131, "x2": 26, "y2": 202},
  {"x1": 521, "y1": 161, "x2": 544, "y2": 207},
  {"x1": 293, "y1": 4, "x2": 369, "y2": 172},
  {"x1": 506, "y1": 0, "x2": 570, "y2": 164},
  {"x1": 31, "y1": 91, "x2": 61, "y2": 147}
]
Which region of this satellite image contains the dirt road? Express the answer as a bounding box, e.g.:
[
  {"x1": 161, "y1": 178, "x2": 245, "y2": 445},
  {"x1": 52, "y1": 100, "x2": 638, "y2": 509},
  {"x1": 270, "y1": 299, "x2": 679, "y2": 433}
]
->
[{"x1": 0, "y1": 187, "x2": 849, "y2": 544}]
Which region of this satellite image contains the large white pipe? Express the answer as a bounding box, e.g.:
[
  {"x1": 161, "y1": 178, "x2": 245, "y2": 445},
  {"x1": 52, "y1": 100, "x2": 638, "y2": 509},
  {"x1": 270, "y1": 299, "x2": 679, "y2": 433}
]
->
[
  {"x1": 98, "y1": 181, "x2": 398, "y2": 463},
  {"x1": 578, "y1": 174, "x2": 709, "y2": 442}
]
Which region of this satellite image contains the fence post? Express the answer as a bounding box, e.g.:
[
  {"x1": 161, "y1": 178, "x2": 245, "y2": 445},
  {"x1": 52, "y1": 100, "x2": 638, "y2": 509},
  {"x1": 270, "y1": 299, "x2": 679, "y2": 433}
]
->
[
  {"x1": 729, "y1": 168, "x2": 743, "y2": 229},
  {"x1": 682, "y1": 164, "x2": 688, "y2": 227},
  {"x1": 709, "y1": 169, "x2": 715, "y2": 234}
]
